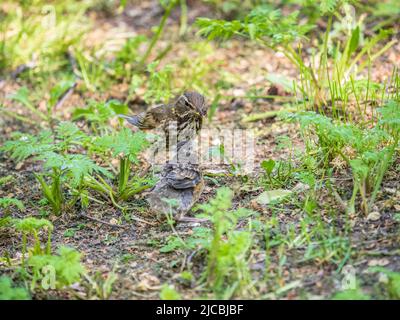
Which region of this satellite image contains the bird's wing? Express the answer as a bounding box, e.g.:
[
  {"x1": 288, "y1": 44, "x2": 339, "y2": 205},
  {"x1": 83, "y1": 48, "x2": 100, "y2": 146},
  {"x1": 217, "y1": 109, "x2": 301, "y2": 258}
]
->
[
  {"x1": 118, "y1": 104, "x2": 174, "y2": 130},
  {"x1": 165, "y1": 166, "x2": 202, "y2": 189},
  {"x1": 118, "y1": 113, "x2": 148, "y2": 128}
]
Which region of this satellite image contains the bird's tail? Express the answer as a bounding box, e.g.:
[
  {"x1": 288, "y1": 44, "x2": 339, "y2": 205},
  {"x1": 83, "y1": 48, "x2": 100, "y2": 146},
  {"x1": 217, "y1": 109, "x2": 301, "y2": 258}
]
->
[{"x1": 117, "y1": 114, "x2": 141, "y2": 127}]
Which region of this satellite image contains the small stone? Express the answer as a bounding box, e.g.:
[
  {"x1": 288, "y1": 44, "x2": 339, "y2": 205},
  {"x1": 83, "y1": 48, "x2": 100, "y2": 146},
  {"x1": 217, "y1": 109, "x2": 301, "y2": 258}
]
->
[
  {"x1": 292, "y1": 182, "x2": 310, "y2": 193},
  {"x1": 384, "y1": 187, "x2": 396, "y2": 194},
  {"x1": 367, "y1": 211, "x2": 381, "y2": 221},
  {"x1": 15, "y1": 162, "x2": 24, "y2": 170},
  {"x1": 368, "y1": 258, "x2": 390, "y2": 267},
  {"x1": 109, "y1": 218, "x2": 119, "y2": 225}
]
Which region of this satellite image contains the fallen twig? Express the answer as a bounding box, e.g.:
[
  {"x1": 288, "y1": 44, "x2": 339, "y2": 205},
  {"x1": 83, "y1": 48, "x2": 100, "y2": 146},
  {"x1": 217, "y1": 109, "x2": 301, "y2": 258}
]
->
[
  {"x1": 54, "y1": 82, "x2": 77, "y2": 110},
  {"x1": 78, "y1": 211, "x2": 128, "y2": 229},
  {"x1": 241, "y1": 107, "x2": 297, "y2": 123}
]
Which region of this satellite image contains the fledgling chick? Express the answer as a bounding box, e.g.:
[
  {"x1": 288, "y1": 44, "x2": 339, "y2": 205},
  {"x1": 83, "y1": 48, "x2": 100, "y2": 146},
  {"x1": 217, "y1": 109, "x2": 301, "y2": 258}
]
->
[{"x1": 147, "y1": 162, "x2": 204, "y2": 221}]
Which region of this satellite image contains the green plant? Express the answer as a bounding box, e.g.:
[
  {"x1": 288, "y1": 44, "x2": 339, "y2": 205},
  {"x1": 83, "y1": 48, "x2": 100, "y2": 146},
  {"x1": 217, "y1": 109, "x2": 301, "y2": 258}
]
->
[
  {"x1": 137, "y1": 0, "x2": 179, "y2": 69},
  {"x1": 1, "y1": 216, "x2": 87, "y2": 294},
  {"x1": 6, "y1": 87, "x2": 48, "y2": 123},
  {"x1": 74, "y1": 49, "x2": 112, "y2": 92},
  {"x1": 197, "y1": 3, "x2": 394, "y2": 111},
  {"x1": 196, "y1": 5, "x2": 313, "y2": 87},
  {"x1": 1, "y1": 122, "x2": 110, "y2": 215},
  {"x1": 28, "y1": 246, "x2": 85, "y2": 290},
  {"x1": 87, "y1": 128, "x2": 154, "y2": 204},
  {"x1": 112, "y1": 35, "x2": 148, "y2": 79},
  {"x1": 332, "y1": 288, "x2": 370, "y2": 300},
  {"x1": 301, "y1": 219, "x2": 350, "y2": 265},
  {"x1": 84, "y1": 269, "x2": 118, "y2": 299},
  {"x1": 160, "y1": 188, "x2": 257, "y2": 298},
  {"x1": 0, "y1": 197, "x2": 25, "y2": 214},
  {"x1": 288, "y1": 99, "x2": 400, "y2": 214},
  {"x1": 143, "y1": 61, "x2": 174, "y2": 104},
  {"x1": 0, "y1": 1, "x2": 89, "y2": 74},
  {"x1": 260, "y1": 158, "x2": 296, "y2": 189},
  {"x1": 72, "y1": 99, "x2": 130, "y2": 134},
  {"x1": 0, "y1": 175, "x2": 13, "y2": 186},
  {"x1": 12, "y1": 217, "x2": 53, "y2": 268},
  {"x1": 370, "y1": 267, "x2": 400, "y2": 299},
  {"x1": 196, "y1": 187, "x2": 256, "y2": 298},
  {"x1": 160, "y1": 284, "x2": 181, "y2": 300},
  {"x1": 4, "y1": 80, "x2": 77, "y2": 128},
  {"x1": 160, "y1": 226, "x2": 211, "y2": 253},
  {"x1": 0, "y1": 276, "x2": 30, "y2": 300}
]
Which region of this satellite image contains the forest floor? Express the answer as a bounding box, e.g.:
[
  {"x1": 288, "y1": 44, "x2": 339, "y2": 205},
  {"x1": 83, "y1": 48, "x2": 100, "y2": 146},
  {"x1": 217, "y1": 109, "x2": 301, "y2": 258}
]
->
[{"x1": 0, "y1": 0, "x2": 399, "y2": 300}]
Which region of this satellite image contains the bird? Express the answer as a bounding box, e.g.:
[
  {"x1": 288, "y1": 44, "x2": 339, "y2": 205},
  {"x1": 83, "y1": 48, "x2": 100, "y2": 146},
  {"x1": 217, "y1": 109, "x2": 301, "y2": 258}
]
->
[
  {"x1": 146, "y1": 162, "x2": 205, "y2": 222},
  {"x1": 119, "y1": 92, "x2": 208, "y2": 221},
  {"x1": 119, "y1": 91, "x2": 208, "y2": 151}
]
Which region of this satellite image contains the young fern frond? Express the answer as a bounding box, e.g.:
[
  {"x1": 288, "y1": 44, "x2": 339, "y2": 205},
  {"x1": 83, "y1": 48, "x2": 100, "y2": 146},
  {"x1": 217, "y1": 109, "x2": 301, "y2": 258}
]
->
[
  {"x1": 0, "y1": 197, "x2": 25, "y2": 211},
  {"x1": 92, "y1": 128, "x2": 153, "y2": 202},
  {"x1": 1, "y1": 121, "x2": 112, "y2": 215},
  {"x1": 95, "y1": 128, "x2": 149, "y2": 163},
  {"x1": 196, "y1": 7, "x2": 313, "y2": 49},
  {"x1": 288, "y1": 103, "x2": 400, "y2": 214},
  {"x1": 35, "y1": 152, "x2": 111, "y2": 187},
  {"x1": 0, "y1": 131, "x2": 55, "y2": 162},
  {"x1": 319, "y1": 0, "x2": 341, "y2": 15}
]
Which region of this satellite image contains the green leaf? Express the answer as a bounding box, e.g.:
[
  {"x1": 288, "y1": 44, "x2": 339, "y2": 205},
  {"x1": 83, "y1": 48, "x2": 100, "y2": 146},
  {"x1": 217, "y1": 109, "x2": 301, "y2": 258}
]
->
[
  {"x1": 95, "y1": 128, "x2": 150, "y2": 163},
  {"x1": 0, "y1": 131, "x2": 54, "y2": 161},
  {"x1": 369, "y1": 267, "x2": 400, "y2": 299},
  {"x1": 349, "y1": 159, "x2": 369, "y2": 179},
  {"x1": 261, "y1": 159, "x2": 275, "y2": 175},
  {"x1": 7, "y1": 87, "x2": 32, "y2": 109},
  {"x1": 28, "y1": 246, "x2": 85, "y2": 288},
  {"x1": 0, "y1": 197, "x2": 25, "y2": 211},
  {"x1": 62, "y1": 154, "x2": 111, "y2": 186},
  {"x1": 160, "y1": 236, "x2": 186, "y2": 253},
  {"x1": 332, "y1": 289, "x2": 370, "y2": 300},
  {"x1": 13, "y1": 217, "x2": 53, "y2": 233},
  {"x1": 320, "y1": 0, "x2": 339, "y2": 15},
  {"x1": 49, "y1": 80, "x2": 75, "y2": 107},
  {"x1": 0, "y1": 276, "x2": 30, "y2": 300},
  {"x1": 255, "y1": 189, "x2": 292, "y2": 205},
  {"x1": 196, "y1": 7, "x2": 313, "y2": 47},
  {"x1": 247, "y1": 23, "x2": 256, "y2": 40},
  {"x1": 160, "y1": 284, "x2": 181, "y2": 300},
  {"x1": 348, "y1": 26, "x2": 360, "y2": 56},
  {"x1": 106, "y1": 99, "x2": 130, "y2": 115}
]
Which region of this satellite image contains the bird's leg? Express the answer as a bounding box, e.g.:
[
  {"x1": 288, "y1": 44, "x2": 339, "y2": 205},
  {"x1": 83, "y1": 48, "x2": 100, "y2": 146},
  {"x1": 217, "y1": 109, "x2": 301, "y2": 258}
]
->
[{"x1": 175, "y1": 213, "x2": 208, "y2": 224}]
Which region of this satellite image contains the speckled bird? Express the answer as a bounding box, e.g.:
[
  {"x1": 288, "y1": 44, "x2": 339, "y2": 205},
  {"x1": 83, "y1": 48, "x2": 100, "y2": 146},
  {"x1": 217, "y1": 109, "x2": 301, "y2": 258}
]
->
[
  {"x1": 119, "y1": 91, "x2": 208, "y2": 146},
  {"x1": 146, "y1": 162, "x2": 204, "y2": 221}
]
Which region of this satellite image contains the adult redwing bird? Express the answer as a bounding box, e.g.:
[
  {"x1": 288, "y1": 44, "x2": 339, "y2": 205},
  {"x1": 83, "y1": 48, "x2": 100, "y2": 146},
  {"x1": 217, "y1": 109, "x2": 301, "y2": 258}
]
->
[
  {"x1": 147, "y1": 162, "x2": 205, "y2": 221},
  {"x1": 119, "y1": 91, "x2": 207, "y2": 143}
]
